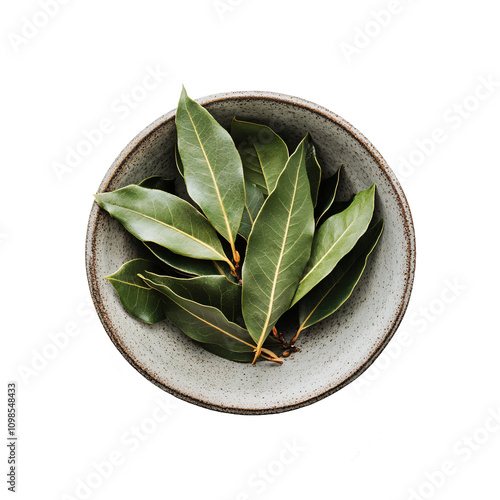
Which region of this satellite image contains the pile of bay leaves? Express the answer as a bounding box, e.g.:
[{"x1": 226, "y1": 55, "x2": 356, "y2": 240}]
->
[{"x1": 95, "y1": 88, "x2": 383, "y2": 365}]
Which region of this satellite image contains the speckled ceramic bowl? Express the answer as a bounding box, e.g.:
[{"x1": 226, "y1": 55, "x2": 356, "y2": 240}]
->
[{"x1": 86, "y1": 91, "x2": 416, "y2": 414}]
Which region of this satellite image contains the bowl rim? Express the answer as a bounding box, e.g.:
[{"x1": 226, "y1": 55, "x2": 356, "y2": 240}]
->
[{"x1": 86, "y1": 90, "x2": 416, "y2": 415}]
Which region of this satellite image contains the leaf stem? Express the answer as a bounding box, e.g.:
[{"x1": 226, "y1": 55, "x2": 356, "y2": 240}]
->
[
  {"x1": 290, "y1": 324, "x2": 304, "y2": 345},
  {"x1": 260, "y1": 348, "x2": 283, "y2": 365},
  {"x1": 225, "y1": 257, "x2": 237, "y2": 275},
  {"x1": 232, "y1": 245, "x2": 240, "y2": 265},
  {"x1": 230, "y1": 246, "x2": 241, "y2": 280},
  {"x1": 252, "y1": 338, "x2": 265, "y2": 364}
]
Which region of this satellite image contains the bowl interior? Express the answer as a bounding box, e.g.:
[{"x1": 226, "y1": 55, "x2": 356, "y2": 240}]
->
[{"x1": 86, "y1": 92, "x2": 415, "y2": 414}]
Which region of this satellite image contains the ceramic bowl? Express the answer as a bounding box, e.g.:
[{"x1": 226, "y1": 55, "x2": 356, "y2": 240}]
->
[{"x1": 86, "y1": 91, "x2": 416, "y2": 414}]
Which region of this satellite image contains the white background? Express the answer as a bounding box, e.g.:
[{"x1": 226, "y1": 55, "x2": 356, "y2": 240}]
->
[{"x1": 2, "y1": 1, "x2": 500, "y2": 499}]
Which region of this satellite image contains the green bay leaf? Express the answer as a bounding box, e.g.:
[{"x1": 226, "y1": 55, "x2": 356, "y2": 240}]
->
[
  {"x1": 304, "y1": 135, "x2": 321, "y2": 207},
  {"x1": 176, "y1": 88, "x2": 245, "y2": 250},
  {"x1": 201, "y1": 335, "x2": 284, "y2": 363},
  {"x1": 231, "y1": 118, "x2": 289, "y2": 195},
  {"x1": 141, "y1": 275, "x2": 256, "y2": 353},
  {"x1": 138, "y1": 176, "x2": 175, "y2": 192},
  {"x1": 291, "y1": 184, "x2": 376, "y2": 306},
  {"x1": 297, "y1": 219, "x2": 384, "y2": 334},
  {"x1": 106, "y1": 259, "x2": 166, "y2": 324},
  {"x1": 142, "y1": 272, "x2": 241, "y2": 322},
  {"x1": 326, "y1": 200, "x2": 351, "y2": 218},
  {"x1": 199, "y1": 344, "x2": 258, "y2": 363},
  {"x1": 94, "y1": 185, "x2": 233, "y2": 268},
  {"x1": 315, "y1": 166, "x2": 342, "y2": 225},
  {"x1": 144, "y1": 242, "x2": 233, "y2": 280},
  {"x1": 239, "y1": 180, "x2": 265, "y2": 241},
  {"x1": 241, "y1": 136, "x2": 315, "y2": 362},
  {"x1": 174, "y1": 145, "x2": 184, "y2": 177}
]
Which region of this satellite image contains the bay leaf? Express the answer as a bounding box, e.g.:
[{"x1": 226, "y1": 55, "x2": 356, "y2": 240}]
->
[
  {"x1": 239, "y1": 180, "x2": 265, "y2": 241},
  {"x1": 138, "y1": 176, "x2": 175, "y2": 192},
  {"x1": 142, "y1": 272, "x2": 241, "y2": 322},
  {"x1": 199, "y1": 344, "x2": 258, "y2": 363},
  {"x1": 231, "y1": 118, "x2": 289, "y2": 195},
  {"x1": 327, "y1": 200, "x2": 351, "y2": 217},
  {"x1": 176, "y1": 87, "x2": 245, "y2": 257},
  {"x1": 241, "y1": 136, "x2": 315, "y2": 363},
  {"x1": 296, "y1": 219, "x2": 384, "y2": 335},
  {"x1": 291, "y1": 184, "x2": 376, "y2": 306},
  {"x1": 144, "y1": 241, "x2": 233, "y2": 280},
  {"x1": 304, "y1": 134, "x2": 321, "y2": 207},
  {"x1": 141, "y1": 275, "x2": 262, "y2": 355},
  {"x1": 106, "y1": 259, "x2": 166, "y2": 324},
  {"x1": 201, "y1": 335, "x2": 284, "y2": 363},
  {"x1": 94, "y1": 185, "x2": 234, "y2": 270},
  {"x1": 317, "y1": 200, "x2": 351, "y2": 226},
  {"x1": 174, "y1": 145, "x2": 184, "y2": 177},
  {"x1": 315, "y1": 166, "x2": 342, "y2": 225}
]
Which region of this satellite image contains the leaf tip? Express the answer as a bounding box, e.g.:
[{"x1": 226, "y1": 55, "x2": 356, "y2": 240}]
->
[
  {"x1": 93, "y1": 194, "x2": 105, "y2": 209},
  {"x1": 178, "y1": 85, "x2": 188, "y2": 107}
]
